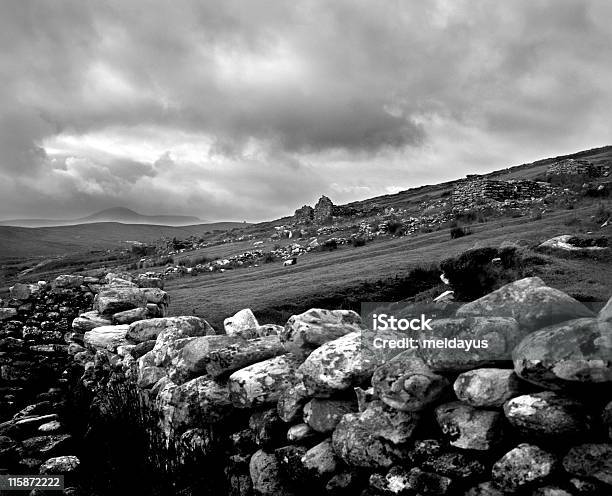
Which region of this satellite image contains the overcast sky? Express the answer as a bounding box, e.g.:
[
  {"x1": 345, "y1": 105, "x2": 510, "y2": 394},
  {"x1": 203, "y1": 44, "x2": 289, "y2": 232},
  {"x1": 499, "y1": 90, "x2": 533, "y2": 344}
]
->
[{"x1": 1, "y1": 0, "x2": 611, "y2": 221}]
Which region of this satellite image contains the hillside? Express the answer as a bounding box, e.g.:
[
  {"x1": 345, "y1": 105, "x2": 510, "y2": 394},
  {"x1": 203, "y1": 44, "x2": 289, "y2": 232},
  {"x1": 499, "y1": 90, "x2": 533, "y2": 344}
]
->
[{"x1": 0, "y1": 221, "x2": 246, "y2": 259}]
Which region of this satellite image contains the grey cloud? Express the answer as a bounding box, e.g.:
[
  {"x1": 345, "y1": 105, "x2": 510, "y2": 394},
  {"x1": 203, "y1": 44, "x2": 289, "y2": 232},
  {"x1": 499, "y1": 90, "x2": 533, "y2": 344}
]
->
[{"x1": 0, "y1": 0, "x2": 611, "y2": 220}]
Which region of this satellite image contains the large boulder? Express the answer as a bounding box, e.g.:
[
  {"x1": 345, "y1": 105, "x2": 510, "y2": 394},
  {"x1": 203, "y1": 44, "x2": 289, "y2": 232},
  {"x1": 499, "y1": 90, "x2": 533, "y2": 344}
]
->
[
  {"x1": 492, "y1": 444, "x2": 557, "y2": 492},
  {"x1": 435, "y1": 402, "x2": 504, "y2": 450},
  {"x1": 229, "y1": 354, "x2": 301, "y2": 408},
  {"x1": 167, "y1": 334, "x2": 243, "y2": 384},
  {"x1": 39, "y1": 455, "x2": 80, "y2": 474},
  {"x1": 156, "y1": 376, "x2": 233, "y2": 435},
  {"x1": 562, "y1": 443, "x2": 612, "y2": 486},
  {"x1": 277, "y1": 382, "x2": 310, "y2": 423},
  {"x1": 298, "y1": 332, "x2": 377, "y2": 397},
  {"x1": 83, "y1": 325, "x2": 129, "y2": 352},
  {"x1": 371, "y1": 353, "x2": 449, "y2": 412},
  {"x1": 503, "y1": 392, "x2": 591, "y2": 439},
  {"x1": 128, "y1": 316, "x2": 214, "y2": 342},
  {"x1": 224, "y1": 308, "x2": 258, "y2": 336},
  {"x1": 206, "y1": 335, "x2": 286, "y2": 378},
  {"x1": 10, "y1": 283, "x2": 37, "y2": 300},
  {"x1": 331, "y1": 400, "x2": 420, "y2": 468},
  {"x1": 454, "y1": 368, "x2": 522, "y2": 408},
  {"x1": 417, "y1": 316, "x2": 523, "y2": 372},
  {"x1": 281, "y1": 309, "x2": 363, "y2": 358},
  {"x1": 72, "y1": 311, "x2": 112, "y2": 333},
  {"x1": 94, "y1": 287, "x2": 148, "y2": 315},
  {"x1": 457, "y1": 277, "x2": 594, "y2": 331},
  {"x1": 513, "y1": 318, "x2": 612, "y2": 389}
]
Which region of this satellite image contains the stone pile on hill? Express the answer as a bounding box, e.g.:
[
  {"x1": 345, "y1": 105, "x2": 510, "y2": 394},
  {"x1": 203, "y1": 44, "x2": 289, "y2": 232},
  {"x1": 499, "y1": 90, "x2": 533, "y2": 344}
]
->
[
  {"x1": 0, "y1": 272, "x2": 169, "y2": 491},
  {"x1": 65, "y1": 275, "x2": 612, "y2": 495}
]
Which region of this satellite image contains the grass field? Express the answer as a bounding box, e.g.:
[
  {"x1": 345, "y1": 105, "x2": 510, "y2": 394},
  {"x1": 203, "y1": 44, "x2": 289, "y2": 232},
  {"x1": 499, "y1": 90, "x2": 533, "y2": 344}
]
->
[{"x1": 165, "y1": 202, "x2": 611, "y2": 330}]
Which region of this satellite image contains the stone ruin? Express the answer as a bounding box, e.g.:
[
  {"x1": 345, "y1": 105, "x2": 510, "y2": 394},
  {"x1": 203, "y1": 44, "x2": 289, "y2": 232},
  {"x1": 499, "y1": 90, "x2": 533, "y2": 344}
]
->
[
  {"x1": 451, "y1": 179, "x2": 553, "y2": 211},
  {"x1": 546, "y1": 158, "x2": 610, "y2": 184},
  {"x1": 294, "y1": 196, "x2": 359, "y2": 225},
  {"x1": 2, "y1": 270, "x2": 611, "y2": 494}
]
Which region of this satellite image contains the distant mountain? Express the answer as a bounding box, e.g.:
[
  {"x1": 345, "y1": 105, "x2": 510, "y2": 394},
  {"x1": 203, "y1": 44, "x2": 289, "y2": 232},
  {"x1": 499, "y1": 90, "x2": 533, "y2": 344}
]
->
[
  {"x1": 0, "y1": 221, "x2": 247, "y2": 259},
  {"x1": 0, "y1": 207, "x2": 203, "y2": 227}
]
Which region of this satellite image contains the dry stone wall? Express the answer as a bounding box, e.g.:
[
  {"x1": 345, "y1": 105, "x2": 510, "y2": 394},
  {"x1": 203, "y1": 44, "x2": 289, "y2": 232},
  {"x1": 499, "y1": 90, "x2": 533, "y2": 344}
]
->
[
  {"x1": 452, "y1": 179, "x2": 554, "y2": 211},
  {"x1": 52, "y1": 274, "x2": 612, "y2": 495},
  {"x1": 2, "y1": 271, "x2": 612, "y2": 495}
]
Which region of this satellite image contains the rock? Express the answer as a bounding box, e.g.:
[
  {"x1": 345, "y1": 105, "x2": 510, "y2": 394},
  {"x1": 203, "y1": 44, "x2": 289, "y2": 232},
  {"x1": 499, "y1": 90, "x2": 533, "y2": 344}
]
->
[
  {"x1": 504, "y1": 392, "x2": 591, "y2": 439},
  {"x1": 142, "y1": 288, "x2": 169, "y2": 306},
  {"x1": 303, "y1": 399, "x2": 355, "y2": 433},
  {"x1": 435, "y1": 402, "x2": 503, "y2": 450},
  {"x1": 287, "y1": 424, "x2": 317, "y2": 443},
  {"x1": 281, "y1": 309, "x2": 363, "y2": 358},
  {"x1": 72, "y1": 311, "x2": 112, "y2": 333},
  {"x1": 229, "y1": 354, "x2": 301, "y2": 408},
  {"x1": 372, "y1": 353, "x2": 449, "y2": 412},
  {"x1": 10, "y1": 283, "x2": 35, "y2": 300},
  {"x1": 599, "y1": 296, "x2": 612, "y2": 322},
  {"x1": 20, "y1": 435, "x2": 72, "y2": 458},
  {"x1": 83, "y1": 325, "x2": 129, "y2": 352},
  {"x1": 249, "y1": 449, "x2": 292, "y2": 496},
  {"x1": 331, "y1": 400, "x2": 420, "y2": 468},
  {"x1": 513, "y1": 318, "x2": 612, "y2": 389},
  {"x1": 137, "y1": 366, "x2": 166, "y2": 389},
  {"x1": 417, "y1": 316, "x2": 523, "y2": 372},
  {"x1": 325, "y1": 470, "x2": 361, "y2": 495},
  {"x1": 38, "y1": 421, "x2": 62, "y2": 434},
  {"x1": 224, "y1": 308, "x2": 259, "y2": 336},
  {"x1": 405, "y1": 467, "x2": 453, "y2": 495},
  {"x1": 301, "y1": 439, "x2": 339, "y2": 480},
  {"x1": 206, "y1": 335, "x2": 287, "y2": 378},
  {"x1": 464, "y1": 482, "x2": 506, "y2": 496},
  {"x1": 156, "y1": 376, "x2": 233, "y2": 435},
  {"x1": 128, "y1": 316, "x2": 214, "y2": 342},
  {"x1": 457, "y1": 277, "x2": 594, "y2": 332},
  {"x1": 0, "y1": 308, "x2": 18, "y2": 321},
  {"x1": 52, "y1": 275, "x2": 84, "y2": 289},
  {"x1": 562, "y1": 443, "x2": 612, "y2": 486},
  {"x1": 254, "y1": 324, "x2": 283, "y2": 337},
  {"x1": 454, "y1": 368, "x2": 522, "y2": 408},
  {"x1": 532, "y1": 487, "x2": 573, "y2": 496},
  {"x1": 95, "y1": 287, "x2": 148, "y2": 315},
  {"x1": 39, "y1": 455, "x2": 80, "y2": 474},
  {"x1": 421, "y1": 450, "x2": 486, "y2": 481},
  {"x1": 491, "y1": 443, "x2": 557, "y2": 492},
  {"x1": 112, "y1": 307, "x2": 149, "y2": 325},
  {"x1": 298, "y1": 332, "x2": 377, "y2": 397},
  {"x1": 168, "y1": 334, "x2": 243, "y2": 384},
  {"x1": 277, "y1": 382, "x2": 310, "y2": 423}
]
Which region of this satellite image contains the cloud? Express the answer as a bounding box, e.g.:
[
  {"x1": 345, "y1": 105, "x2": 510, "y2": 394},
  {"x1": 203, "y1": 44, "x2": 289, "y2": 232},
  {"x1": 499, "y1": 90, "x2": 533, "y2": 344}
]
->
[{"x1": 0, "y1": 0, "x2": 611, "y2": 220}]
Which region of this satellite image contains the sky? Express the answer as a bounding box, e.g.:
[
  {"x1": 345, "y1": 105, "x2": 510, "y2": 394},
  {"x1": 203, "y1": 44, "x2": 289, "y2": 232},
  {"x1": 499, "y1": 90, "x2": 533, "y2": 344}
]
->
[{"x1": 1, "y1": 0, "x2": 611, "y2": 222}]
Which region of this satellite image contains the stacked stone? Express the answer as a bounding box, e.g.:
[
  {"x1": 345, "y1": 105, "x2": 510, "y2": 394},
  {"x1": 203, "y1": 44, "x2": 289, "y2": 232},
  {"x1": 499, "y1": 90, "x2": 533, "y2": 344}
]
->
[
  {"x1": 294, "y1": 205, "x2": 315, "y2": 224},
  {"x1": 314, "y1": 196, "x2": 334, "y2": 224},
  {"x1": 0, "y1": 274, "x2": 97, "y2": 485},
  {"x1": 452, "y1": 179, "x2": 553, "y2": 212},
  {"x1": 74, "y1": 276, "x2": 612, "y2": 495},
  {"x1": 546, "y1": 159, "x2": 609, "y2": 181}
]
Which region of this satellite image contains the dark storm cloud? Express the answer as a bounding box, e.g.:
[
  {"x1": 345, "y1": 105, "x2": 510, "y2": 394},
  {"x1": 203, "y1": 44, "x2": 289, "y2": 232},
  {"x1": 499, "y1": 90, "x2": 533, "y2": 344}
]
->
[{"x1": 0, "y1": 0, "x2": 611, "y2": 220}]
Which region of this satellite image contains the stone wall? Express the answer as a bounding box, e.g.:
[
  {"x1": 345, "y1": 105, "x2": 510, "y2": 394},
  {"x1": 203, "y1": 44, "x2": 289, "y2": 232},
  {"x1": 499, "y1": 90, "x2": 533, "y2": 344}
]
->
[
  {"x1": 53, "y1": 274, "x2": 612, "y2": 495},
  {"x1": 452, "y1": 179, "x2": 553, "y2": 211},
  {"x1": 293, "y1": 196, "x2": 359, "y2": 225},
  {"x1": 546, "y1": 159, "x2": 610, "y2": 182},
  {"x1": 0, "y1": 272, "x2": 170, "y2": 490}
]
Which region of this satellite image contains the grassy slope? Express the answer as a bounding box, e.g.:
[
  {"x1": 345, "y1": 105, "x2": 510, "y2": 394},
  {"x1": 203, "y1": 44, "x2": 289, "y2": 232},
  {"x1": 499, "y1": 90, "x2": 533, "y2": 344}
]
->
[
  {"x1": 0, "y1": 221, "x2": 247, "y2": 259},
  {"x1": 166, "y1": 202, "x2": 611, "y2": 329}
]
